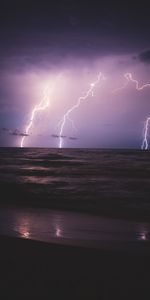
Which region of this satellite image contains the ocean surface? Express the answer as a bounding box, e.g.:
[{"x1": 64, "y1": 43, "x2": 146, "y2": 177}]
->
[
  {"x1": 0, "y1": 148, "x2": 150, "y2": 217},
  {"x1": 0, "y1": 147, "x2": 150, "y2": 219},
  {"x1": 0, "y1": 147, "x2": 150, "y2": 248}
]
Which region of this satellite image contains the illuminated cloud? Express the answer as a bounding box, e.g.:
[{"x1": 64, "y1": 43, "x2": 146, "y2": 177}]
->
[{"x1": 0, "y1": 1, "x2": 150, "y2": 148}]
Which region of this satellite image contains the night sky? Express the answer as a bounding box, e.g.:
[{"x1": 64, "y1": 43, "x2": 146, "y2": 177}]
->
[{"x1": 1, "y1": 0, "x2": 150, "y2": 148}]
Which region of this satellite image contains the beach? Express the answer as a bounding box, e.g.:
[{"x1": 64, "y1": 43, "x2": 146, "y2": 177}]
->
[
  {"x1": 0, "y1": 235, "x2": 150, "y2": 299},
  {"x1": 0, "y1": 207, "x2": 150, "y2": 298}
]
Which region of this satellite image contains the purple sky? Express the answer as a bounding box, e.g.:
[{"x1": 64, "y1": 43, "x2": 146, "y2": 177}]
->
[{"x1": 0, "y1": 0, "x2": 150, "y2": 148}]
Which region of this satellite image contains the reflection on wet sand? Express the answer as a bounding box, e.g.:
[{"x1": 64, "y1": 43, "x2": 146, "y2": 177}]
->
[
  {"x1": 55, "y1": 226, "x2": 62, "y2": 238},
  {"x1": 15, "y1": 217, "x2": 31, "y2": 239},
  {"x1": 137, "y1": 225, "x2": 148, "y2": 241},
  {"x1": 0, "y1": 207, "x2": 150, "y2": 251}
]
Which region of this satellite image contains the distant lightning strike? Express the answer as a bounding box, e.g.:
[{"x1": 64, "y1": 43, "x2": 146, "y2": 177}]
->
[
  {"x1": 56, "y1": 115, "x2": 77, "y2": 134},
  {"x1": 20, "y1": 85, "x2": 51, "y2": 148},
  {"x1": 112, "y1": 73, "x2": 150, "y2": 150},
  {"x1": 19, "y1": 72, "x2": 150, "y2": 150},
  {"x1": 58, "y1": 72, "x2": 106, "y2": 148},
  {"x1": 141, "y1": 117, "x2": 150, "y2": 150},
  {"x1": 125, "y1": 73, "x2": 150, "y2": 90},
  {"x1": 113, "y1": 73, "x2": 150, "y2": 93}
]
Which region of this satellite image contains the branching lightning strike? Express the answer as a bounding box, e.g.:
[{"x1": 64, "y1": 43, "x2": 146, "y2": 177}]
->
[
  {"x1": 20, "y1": 71, "x2": 150, "y2": 150},
  {"x1": 112, "y1": 72, "x2": 150, "y2": 150},
  {"x1": 58, "y1": 72, "x2": 106, "y2": 148},
  {"x1": 141, "y1": 117, "x2": 150, "y2": 150},
  {"x1": 20, "y1": 85, "x2": 52, "y2": 148},
  {"x1": 112, "y1": 73, "x2": 150, "y2": 93}
]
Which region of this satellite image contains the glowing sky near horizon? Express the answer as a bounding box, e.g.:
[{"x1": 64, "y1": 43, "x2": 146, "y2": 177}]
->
[
  {"x1": 1, "y1": 1, "x2": 150, "y2": 148},
  {"x1": 1, "y1": 56, "x2": 150, "y2": 148}
]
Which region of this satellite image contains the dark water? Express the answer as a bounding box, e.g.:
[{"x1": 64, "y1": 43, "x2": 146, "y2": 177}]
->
[
  {"x1": 0, "y1": 147, "x2": 150, "y2": 220},
  {"x1": 1, "y1": 147, "x2": 150, "y2": 248}
]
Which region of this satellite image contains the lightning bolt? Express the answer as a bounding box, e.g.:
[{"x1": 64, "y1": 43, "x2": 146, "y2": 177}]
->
[
  {"x1": 20, "y1": 85, "x2": 52, "y2": 148},
  {"x1": 20, "y1": 73, "x2": 62, "y2": 148},
  {"x1": 56, "y1": 115, "x2": 77, "y2": 134},
  {"x1": 67, "y1": 116, "x2": 78, "y2": 133},
  {"x1": 58, "y1": 72, "x2": 106, "y2": 148},
  {"x1": 126, "y1": 73, "x2": 150, "y2": 90},
  {"x1": 112, "y1": 73, "x2": 150, "y2": 93},
  {"x1": 141, "y1": 117, "x2": 150, "y2": 150},
  {"x1": 112, "y1": 72, "x2": 150, "y2": 150}
]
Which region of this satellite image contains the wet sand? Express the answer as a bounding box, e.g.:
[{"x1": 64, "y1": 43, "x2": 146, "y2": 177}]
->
[
  {"x1": 0, "y1": 235, "x2": 150, "y2": 299},
  {"x1": 0, "y1": 206, "x2": 150, "y2": 251}
]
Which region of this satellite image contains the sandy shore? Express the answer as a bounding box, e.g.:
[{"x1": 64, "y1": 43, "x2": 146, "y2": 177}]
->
[{"x1": 0, "y1": 235, "x2": 150, "y2": 299}]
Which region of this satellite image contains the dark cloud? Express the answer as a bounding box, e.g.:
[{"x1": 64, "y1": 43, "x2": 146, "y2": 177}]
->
[
  {"x1": 0, "y1": 0, "x2": 150, "y2": 69},
  {"x1": 9, "y1": 129, "x2": 30, "y2": 137},
  {"x1": 51, "y1": 134, "x2": 66, "y2": 138},
  {"x1": 1, "y1": 127, "x2": 9, "y2": 132},
  {"x1": 139, "y1": 50, "x2": 150, "y2": 63},
  {"x1": 0, "y1": 127, "x2": 30, "y2": 137},
  {"x1": 69, "y1": 137, "x2": 78, "y2": 140}
]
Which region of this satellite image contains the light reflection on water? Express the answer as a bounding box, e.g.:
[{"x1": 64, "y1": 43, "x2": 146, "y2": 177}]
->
[
  {"x1": 11, "y1": 209, "x2": 64, "y2": 241},
  {"x1": 0, "y1": 207, "x2": 150, "y2": 250},
  {"x1": 137, "y1": 224, "x2": 149, "y2": 241},
  {"x1": 139, "y1": 231, "x2": 147, "y2": 241},
  {"x1": 22, "y1": 176, "x2": 53, "y2": 184},
  {"x1": 55, "y1": 226, "x2": 62, "y2": 238},
  {"x1": 15, "y1": 216, "x2": 31, "y2": 239},
  {"x1": 1, "y1": 148, "x2": 150, "y2": 215}
]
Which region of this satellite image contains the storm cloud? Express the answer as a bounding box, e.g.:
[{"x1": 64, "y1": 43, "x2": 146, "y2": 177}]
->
[
  {"x1": 139, "y1": 50, "x2": 150, "y2": 64},
  {"x1": 0, "y1": 0, "x2": 150, "y2": 148}
]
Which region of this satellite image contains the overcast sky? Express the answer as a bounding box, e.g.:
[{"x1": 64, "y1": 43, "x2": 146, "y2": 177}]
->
[{"x1": 1, "y1": 0, "x2": 150, "y2": 148}]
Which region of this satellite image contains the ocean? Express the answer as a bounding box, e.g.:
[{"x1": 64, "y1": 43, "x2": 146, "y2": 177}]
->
[
  {"x1": 0, "y1": 147, "x2": 150, "y2": 221},
  {"x1": 1, "y1": 147, "x2": 150, "y2": 247}
]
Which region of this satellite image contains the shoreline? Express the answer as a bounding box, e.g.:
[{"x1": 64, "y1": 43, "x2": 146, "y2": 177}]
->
[
  {"x1": 1, "y1": 199, "x2": 150, "y2": 224},
  {"x1": 0, "y1": 205, "x2": 150, "y2": 251}
]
